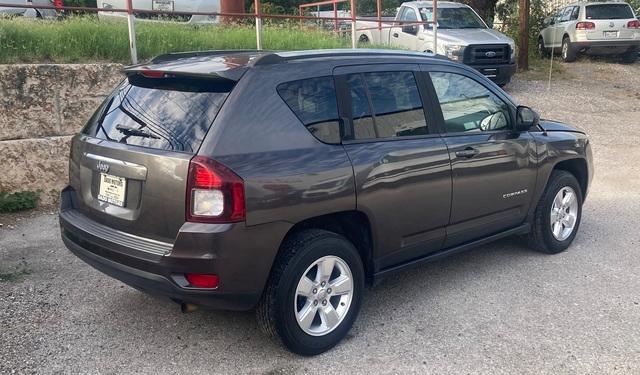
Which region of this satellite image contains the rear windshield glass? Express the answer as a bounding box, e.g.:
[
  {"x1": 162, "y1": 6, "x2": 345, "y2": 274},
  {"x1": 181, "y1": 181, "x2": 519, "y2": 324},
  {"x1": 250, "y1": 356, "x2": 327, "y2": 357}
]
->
[
  {"x1": 585, "y1": 4, "x2": 634, "y2": 19},
  {"x1": 82, "y1": 76, "x2": 233, "y2": 153}
]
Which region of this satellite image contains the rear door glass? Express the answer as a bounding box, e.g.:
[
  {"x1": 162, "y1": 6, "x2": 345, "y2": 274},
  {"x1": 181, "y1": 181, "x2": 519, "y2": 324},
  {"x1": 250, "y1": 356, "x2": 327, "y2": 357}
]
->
[
  {"x1": 585, "y1": 4, "x2": 634, "y2": 19},
  {"x1": 277, "y1": 76, "x2": 341, "y2": 144},
  {"x1": 83, "y1": 77, "x2": 233, "y2": 153}
]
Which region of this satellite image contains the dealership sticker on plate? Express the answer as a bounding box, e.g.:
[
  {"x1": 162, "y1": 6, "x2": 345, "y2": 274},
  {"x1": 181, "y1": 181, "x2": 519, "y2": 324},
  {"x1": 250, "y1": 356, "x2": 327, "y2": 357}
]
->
[{"x1": 98, "y1": 173, "x2": 126, "y2": 207}]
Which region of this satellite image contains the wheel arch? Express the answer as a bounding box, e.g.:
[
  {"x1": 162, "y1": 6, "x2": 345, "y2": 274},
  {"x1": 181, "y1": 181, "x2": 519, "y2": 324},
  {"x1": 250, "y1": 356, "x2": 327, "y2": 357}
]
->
[
  {"x1": 552, "y1": 158, "x2": 589, "y2": 199},
  {"x1": 279, "y1": 210, "x2": 375, "y2": 285}
]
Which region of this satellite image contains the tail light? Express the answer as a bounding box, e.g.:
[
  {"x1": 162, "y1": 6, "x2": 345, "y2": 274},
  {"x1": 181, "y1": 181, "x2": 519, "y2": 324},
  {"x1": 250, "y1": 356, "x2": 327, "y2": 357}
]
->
[
  {"x1": 576, "y1": 22, "x2": 596, "y2": 30},
  {"x1": 186, "y1": 156, "x2": 245, "y2": 223},
  {"x1": 185, "y1": 273, "x2": 219, "y2": 288},
  {"x1": 628, "y1": 20, "x2": 640, "y2": 29}
]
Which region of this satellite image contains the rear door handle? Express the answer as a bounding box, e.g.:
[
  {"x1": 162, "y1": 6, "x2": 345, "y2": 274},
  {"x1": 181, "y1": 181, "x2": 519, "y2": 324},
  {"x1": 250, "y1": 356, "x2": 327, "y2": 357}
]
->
[
  {"x1": 455, "y1": 147, "x2": 480, "y2": 158},
  {"x1": 392, "y1": 33, "x2": 399, "y2": 38}
]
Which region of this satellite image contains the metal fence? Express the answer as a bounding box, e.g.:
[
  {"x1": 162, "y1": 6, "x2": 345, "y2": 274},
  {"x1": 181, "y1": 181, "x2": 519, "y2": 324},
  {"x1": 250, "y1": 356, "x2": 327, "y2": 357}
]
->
[{"x1": 0, "y1": 0, "x2": 448, "y2": 64}]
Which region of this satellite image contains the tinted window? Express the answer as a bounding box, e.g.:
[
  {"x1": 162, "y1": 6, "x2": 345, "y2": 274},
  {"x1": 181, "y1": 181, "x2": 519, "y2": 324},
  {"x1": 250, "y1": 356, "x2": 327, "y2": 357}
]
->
[
  {"x1": 420, "y1": 7, "x2": 486, "y2": 29},
  {"x1": 277, "y1": 77, "x2": 340, "y2": 144},
  {"x1": 83, "y1": 77, "x2": 232, "y2": 153},
  {"x1": 347, "y1": 71, "x2": 428, "y2": 140},
  {"x1": 570, "y1": 6, "x2": 580, "y2": 21},
  {"x1": 430, "y1": 72, "x2": 511, "y2": 133},
  {"x1": 585, "y1": 4, "x2": 634, "y2": 19},
  {"x1": 560, "y1": 7, "x2": 573, "y2": 22},
  {"x1": 400, "y1": 7, "x2": 418, "y2": 22}
]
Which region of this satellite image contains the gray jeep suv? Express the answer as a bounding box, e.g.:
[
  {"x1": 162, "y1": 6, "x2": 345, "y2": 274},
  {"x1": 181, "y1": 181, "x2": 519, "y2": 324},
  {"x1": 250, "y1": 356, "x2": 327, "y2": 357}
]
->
[{"x1": 60, "y1": 49, "x2": 593, "y2": 355}]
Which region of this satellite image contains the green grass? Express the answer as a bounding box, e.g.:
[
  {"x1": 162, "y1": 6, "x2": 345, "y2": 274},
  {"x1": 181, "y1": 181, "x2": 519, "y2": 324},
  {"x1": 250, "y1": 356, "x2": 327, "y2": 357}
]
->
[
  {"x1": 0, "y1": 191, "x2": 39, "y2": 213},
  {"x1": 0, "y1": 263, "x2": 31, "y2": 283},
  {"x1": 520, "y1": 53, "x2": 572, "y2": 81},
  {"x1": 0, "y1": 17, "x2": 353, "y2": 63}
]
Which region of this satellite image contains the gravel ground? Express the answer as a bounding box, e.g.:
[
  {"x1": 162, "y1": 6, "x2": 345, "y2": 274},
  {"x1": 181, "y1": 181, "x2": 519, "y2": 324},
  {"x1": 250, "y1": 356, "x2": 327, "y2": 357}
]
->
[{"x1": 1, "y1": 60, "x2": 640, "y2": 374}]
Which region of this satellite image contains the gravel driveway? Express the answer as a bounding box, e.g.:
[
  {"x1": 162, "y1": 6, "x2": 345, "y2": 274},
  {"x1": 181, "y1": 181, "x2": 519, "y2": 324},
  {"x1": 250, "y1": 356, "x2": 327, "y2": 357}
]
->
[{"x1": 1, "y1": 60, "x2": 639, "y2": 374}]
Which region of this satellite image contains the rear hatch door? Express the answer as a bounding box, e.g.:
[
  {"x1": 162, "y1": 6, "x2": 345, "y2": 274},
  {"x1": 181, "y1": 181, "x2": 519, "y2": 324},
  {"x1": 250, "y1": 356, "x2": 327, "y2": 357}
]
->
[
  {"x1": 69, "y1": 69, "x2": 237, "y2": 243},
  {"x1": 585, "y1": 3, "x2": 637, "y2": 40}
]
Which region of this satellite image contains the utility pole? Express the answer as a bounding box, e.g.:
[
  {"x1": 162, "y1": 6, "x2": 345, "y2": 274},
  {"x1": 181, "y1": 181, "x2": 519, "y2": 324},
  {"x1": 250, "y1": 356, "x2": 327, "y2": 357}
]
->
[{"x1": 517, "y1": 0, "x2": 530, "y2": 70}]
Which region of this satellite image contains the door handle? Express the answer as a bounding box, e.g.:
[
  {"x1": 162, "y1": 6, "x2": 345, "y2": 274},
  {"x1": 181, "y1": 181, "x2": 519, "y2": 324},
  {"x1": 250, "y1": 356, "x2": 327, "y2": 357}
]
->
[
  {"x1": 392, "y1": 33, "x2": 399, "y2": 38},
  {"x1": 455, "y1": 147, "x2": 480, "y2": 158}
]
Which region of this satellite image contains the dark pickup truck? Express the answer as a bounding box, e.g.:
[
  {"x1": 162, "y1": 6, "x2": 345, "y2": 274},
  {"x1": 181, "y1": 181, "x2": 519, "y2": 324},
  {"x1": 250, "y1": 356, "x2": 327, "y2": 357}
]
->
[{"x1": 60, "y1": 49, "x2": 593, "y2": 356}]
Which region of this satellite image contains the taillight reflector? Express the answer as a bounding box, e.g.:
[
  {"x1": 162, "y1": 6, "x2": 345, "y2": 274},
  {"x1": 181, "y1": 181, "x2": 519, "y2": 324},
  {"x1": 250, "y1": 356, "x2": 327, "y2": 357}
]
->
[
  {"x1": 628, "y1": 20, "x2": 640, "y2": 29},
  {"x1": 185, "y1": 274, "x2": 219, "y2": 288},
  {"x1": 576, "y1": 22, "x2": 596, "y2": 30},
  {"x1": 186, "y1": 156, "x2": 245, "y2": 223}
]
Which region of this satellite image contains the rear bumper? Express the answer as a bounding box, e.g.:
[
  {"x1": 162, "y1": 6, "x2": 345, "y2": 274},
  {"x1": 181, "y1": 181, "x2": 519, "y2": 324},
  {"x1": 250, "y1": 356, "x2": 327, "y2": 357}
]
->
[
  {"x1": 468, "y1": 62, "x2": 517, "y2": 85},
  {"x1": 59, "y1": 187, "x2": 290, "y2": 311},
  {"x1": 571, "y1": 40, "x2": 640, "y2": 53}
]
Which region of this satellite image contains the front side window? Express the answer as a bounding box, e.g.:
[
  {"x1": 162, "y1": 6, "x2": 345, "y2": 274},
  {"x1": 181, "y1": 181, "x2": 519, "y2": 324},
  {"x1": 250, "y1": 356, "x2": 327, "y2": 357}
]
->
[
  {"x1": 346, "y1": 71, "x2": 428, "y2": 140},
  {"x1": 277, "y1": 77, "x2": 341, "y2": 144},
  {"x1": 430, "y1": 72, "x2": 511, "y2": 133}
]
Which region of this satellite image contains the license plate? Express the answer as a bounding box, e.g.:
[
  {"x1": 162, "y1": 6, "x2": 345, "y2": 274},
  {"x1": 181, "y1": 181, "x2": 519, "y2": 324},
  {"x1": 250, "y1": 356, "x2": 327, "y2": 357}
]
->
[
  {"x1": 98, "y1": 173, "x2": 127, "y2": 207},
  {"x1": 152, "y1": 0, "x2": 174, "y2": 11},
  {"x1": 604, "y1": 31, "x2": 618, "y2": 39}
]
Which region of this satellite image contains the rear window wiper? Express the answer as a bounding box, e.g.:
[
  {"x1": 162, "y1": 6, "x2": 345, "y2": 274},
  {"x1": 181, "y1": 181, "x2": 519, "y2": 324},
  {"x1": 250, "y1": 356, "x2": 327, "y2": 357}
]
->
[{"x1": 115, "y1": 124, "x2": 160, "y2": 139}]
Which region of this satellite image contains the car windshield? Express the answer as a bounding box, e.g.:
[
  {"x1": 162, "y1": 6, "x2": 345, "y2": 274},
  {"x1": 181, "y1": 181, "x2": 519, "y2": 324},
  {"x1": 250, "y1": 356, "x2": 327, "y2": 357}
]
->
[
  {"x1": 419, "y1": 7, "x2": 486, "y2": 29},
  {"x1": 585, "y1": 4, "x2": 634, "y2": 19}
]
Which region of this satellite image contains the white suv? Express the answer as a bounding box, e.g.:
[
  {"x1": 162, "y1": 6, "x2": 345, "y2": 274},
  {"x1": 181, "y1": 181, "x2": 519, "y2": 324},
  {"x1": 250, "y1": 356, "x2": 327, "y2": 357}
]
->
[{"x1": 538, "y1": 1, "x2": 640, "y2": 63}]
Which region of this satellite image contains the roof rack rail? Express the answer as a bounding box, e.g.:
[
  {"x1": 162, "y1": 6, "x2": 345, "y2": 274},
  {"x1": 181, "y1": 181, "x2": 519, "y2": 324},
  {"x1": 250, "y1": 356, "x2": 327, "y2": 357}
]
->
[
  {"x1": 251, "y1": 49, "x2": 439, "y2": 66},
  {"x1": 150, "y1": 50, "x2": 265, "y2": 64}
]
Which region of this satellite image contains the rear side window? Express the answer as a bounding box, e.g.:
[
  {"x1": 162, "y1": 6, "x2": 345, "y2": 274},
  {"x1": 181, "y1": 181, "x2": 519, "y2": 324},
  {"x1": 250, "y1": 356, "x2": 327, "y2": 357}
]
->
[
  {"x1": 585, "y1": 4, "x2": 634, "y2": 19},
  {"x1": 346, "y1": 71, "x2": 428, "y2": 140},
  {"x1": 277, "y1": 77, "x2": 341, "y2": 144},
  {"x1": 83, "y1": 76, "x2": 233, "y2": 153}
]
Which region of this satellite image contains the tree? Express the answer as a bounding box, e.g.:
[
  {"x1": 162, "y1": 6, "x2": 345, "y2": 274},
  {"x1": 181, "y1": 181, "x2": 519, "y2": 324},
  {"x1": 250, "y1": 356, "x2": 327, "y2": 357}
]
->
[{"x1": 460, "y1": 0, "x2": 498, "y2": 24}]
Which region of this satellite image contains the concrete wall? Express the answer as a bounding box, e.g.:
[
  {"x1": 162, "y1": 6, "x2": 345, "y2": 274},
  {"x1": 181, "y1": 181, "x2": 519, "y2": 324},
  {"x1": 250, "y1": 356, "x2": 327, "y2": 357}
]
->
[{"x1": 0, "y1": 64, "x2": 124, "y2": 205}]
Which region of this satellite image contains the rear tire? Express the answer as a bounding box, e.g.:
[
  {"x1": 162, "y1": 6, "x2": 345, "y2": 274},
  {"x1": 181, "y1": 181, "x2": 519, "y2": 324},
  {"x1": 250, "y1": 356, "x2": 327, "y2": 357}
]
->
[
  {"x1": 529, "y1": 170, "x2": 583, "y2": 254},
  {"x1": 358, "y1": 35, "x2": 370, "y2": 46},
  {"x1": 256, "y1": 229, "x2": 364, "y2": 356},
  {"x1": 561, "y1": 37, "x2": 577, "y2": 62}
]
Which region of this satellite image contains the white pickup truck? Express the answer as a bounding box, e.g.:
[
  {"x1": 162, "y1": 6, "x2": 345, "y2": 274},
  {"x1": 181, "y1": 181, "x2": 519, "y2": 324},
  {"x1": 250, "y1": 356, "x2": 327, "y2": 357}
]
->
[{"x1": 355, "y1": 1, "x2": 517, "y2": 85}]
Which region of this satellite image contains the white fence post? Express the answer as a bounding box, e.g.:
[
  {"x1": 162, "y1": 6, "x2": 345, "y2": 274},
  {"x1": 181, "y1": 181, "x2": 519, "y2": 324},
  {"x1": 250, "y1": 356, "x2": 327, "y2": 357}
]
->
[
  {"x1": 350, "y1": 0, "x2": 356, "y2": 48},
  {"x1": 255, "y1": 0, "x2": 263, "y2": 50},
  {"x1": 432, "y1": 0, "x2": 438, "y2": 54},
  {"x1": 126, "y1": 0, "x2": 138, "y2": 64}
]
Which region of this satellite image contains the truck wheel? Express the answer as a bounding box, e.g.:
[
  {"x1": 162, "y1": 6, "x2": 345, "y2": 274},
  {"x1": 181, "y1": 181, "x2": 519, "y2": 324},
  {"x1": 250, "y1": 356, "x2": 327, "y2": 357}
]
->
[
  {"x1": 358, "y1": 35, "x2": 370, "y2": 46},
  {"x1": 561, "y1": 37, "x2": 577, "y2": 62},
  {"x1": 537, "y1": 37, "x2": 550, "y2": 59},
  {"x1": 256, "y1": 229, "x2": 364, "y2": 356},
  {"x1": 529, "y1": 170, "x2": 583, "y2": 254}
]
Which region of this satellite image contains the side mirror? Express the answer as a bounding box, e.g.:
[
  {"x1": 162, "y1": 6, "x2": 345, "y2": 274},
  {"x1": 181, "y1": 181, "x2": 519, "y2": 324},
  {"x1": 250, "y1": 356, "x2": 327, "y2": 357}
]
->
[
  {"x1": 516, "y1": 106, "x2": 540, "y2": 131},
  {"x1": 402, "y1": 24, "x2": 418, "y2": 35},
  {"x1": 543, "y1": 17, "x2": 552, "y2": 26}
]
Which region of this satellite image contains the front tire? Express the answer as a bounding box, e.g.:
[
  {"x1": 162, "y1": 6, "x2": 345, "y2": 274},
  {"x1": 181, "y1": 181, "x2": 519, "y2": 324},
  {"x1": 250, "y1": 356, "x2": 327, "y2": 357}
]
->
[
  {"x1": 538, "y1": 37, "x2": 550, "y2": 59},
  {"x1": 561, "y1": 37, "x2": 577, "y2": 62},
  {"x1": 256, "y1": 229, "x2": 364, "y2": 356},
  {"x1": 529, "y1": 170, "x2": 583, "y2": 254}
]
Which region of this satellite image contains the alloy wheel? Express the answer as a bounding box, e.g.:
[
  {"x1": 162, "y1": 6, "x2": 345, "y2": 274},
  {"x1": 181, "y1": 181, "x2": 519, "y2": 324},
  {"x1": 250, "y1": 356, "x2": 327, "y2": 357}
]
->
[
  {"x1": 294, "y1": 256, "x2": 353, "y2": 336},
  {"x1": 550, "y1": 186, "x2": 579, "y2": 241}
]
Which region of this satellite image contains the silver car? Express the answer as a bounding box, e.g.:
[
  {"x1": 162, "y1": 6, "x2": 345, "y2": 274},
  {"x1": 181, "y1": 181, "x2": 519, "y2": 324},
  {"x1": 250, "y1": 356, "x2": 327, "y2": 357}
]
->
[
  {"x1": 0, "y1": 0, "x2": 58, "y2": 18},
  {"x1": 538, "y1": 1, "x2": 640, "y2": 63},
  {"x1": 98, "y1": 0, "x2": 220, "y2": 23}
]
